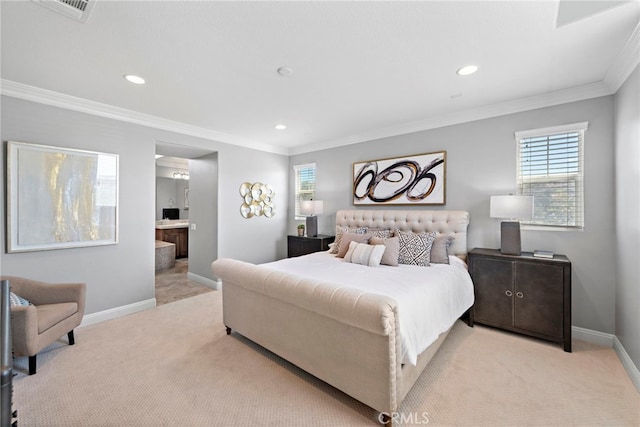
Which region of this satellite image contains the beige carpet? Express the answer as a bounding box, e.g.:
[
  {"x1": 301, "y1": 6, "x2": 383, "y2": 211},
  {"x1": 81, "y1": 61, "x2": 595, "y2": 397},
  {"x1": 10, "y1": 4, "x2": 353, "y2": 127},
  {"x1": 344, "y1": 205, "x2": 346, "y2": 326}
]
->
[{"x1": 13, "y1": 291, "x2": 639, "y2": 426}]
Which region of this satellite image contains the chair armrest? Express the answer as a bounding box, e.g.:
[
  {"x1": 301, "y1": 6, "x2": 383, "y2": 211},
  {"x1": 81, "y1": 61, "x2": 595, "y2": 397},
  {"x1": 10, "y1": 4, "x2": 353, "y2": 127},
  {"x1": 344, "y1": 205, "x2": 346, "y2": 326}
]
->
[{"x1": 10, "y1": 305, "x2": 39, "y2": 355}]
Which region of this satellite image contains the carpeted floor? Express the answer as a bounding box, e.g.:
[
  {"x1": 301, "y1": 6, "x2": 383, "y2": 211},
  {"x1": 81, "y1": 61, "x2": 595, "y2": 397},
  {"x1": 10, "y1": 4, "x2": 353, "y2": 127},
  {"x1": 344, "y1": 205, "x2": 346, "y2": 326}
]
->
[{"x1": 12, "y1": 291, "x2": 640, "y2": 426}]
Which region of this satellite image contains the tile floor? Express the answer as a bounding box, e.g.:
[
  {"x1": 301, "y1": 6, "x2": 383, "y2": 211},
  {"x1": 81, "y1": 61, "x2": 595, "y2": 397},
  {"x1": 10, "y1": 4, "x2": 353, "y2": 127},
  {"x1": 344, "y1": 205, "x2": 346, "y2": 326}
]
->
[{"x1": 154, "y1": 258, "x2": 213, "y2": 305}]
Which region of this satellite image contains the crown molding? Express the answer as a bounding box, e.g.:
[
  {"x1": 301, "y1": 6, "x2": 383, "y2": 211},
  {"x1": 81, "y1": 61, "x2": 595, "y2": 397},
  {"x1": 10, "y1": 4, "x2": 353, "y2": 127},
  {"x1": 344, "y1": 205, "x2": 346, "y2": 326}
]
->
[
  {"x1": 604, "y1": 22, "x2": 640, "y2": 92},
  {"x1": 0, "y1": 79, "x2": 288, "y2": 156},
  {"x1": 0, "y1": 78, "x2": 617, "y2": 158},
  {"x1": 289, "y1": 81, "x2": 613, "y2": 155}
]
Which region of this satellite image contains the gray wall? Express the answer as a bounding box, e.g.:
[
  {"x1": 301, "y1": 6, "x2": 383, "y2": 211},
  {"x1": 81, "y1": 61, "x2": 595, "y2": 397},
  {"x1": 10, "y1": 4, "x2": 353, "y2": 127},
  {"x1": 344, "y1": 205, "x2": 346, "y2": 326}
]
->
[
  {"x1": 217, "y1": 147, "x2": 290, "y2": 263},
  {"x1": 1, "y1": 96, "x2": 289, "y2": 315},
  {"x1": 289, "y1": 96, "x2": 616, "y2": 335},
  {"x1": 614, "y1": 66, "x2": 639, "y2": 369},
  {"x1": 188, "y1": 152, "x2": 218, "y2": 281},
  {"x1": 155, "y1": 176, "x2": 189, "y2": 220}
]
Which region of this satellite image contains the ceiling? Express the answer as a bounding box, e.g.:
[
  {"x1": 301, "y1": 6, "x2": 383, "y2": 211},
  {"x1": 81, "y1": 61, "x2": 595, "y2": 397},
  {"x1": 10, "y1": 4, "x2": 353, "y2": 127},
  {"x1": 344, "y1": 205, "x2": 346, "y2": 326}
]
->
[{"x1": 1, "y1": 1, "x2": 638, "y2": 156}]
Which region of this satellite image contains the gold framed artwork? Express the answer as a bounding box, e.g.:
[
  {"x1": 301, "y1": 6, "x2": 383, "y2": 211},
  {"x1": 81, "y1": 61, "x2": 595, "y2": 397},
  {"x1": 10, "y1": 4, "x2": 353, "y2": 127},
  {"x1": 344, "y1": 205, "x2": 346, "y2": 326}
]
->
[
  {"x1": 6, "y1": 141, "x2": 119, "y2": 253},
  {"x1": 353, "y1": 151, "x2": 446, "y2": 205}
]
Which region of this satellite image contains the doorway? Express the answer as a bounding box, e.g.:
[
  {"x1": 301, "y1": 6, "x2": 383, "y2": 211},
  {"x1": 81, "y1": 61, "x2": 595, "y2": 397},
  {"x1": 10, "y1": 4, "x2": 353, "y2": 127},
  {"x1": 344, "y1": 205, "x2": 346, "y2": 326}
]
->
[{"x1": 154, "y1": 143, "x2": 217, "y2": 305}]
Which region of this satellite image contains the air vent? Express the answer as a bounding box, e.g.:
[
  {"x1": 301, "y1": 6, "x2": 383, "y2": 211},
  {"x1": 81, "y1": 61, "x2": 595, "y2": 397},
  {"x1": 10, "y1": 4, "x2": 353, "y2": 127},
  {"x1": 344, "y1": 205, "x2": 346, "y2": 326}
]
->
[{"x1": 32, "y1": 0, "x2": 95, "y2": 23}]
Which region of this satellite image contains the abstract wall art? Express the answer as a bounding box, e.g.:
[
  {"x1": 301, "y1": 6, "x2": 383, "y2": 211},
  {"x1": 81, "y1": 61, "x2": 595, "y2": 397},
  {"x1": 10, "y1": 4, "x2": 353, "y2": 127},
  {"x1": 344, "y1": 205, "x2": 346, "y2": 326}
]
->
[
  {"x1": 239, "y1": 182, "x2": 275, "y2": 218},
  {"x1": 6, "y1": 141, "x2": 119, "y2": 253},
  {"x1": 353, "y1": 151, "x2": 446, "y2": 205}
]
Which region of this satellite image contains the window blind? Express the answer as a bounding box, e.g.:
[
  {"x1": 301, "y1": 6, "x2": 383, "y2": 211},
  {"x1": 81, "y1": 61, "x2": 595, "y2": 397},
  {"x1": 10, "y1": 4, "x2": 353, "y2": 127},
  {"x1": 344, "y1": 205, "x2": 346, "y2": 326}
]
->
[
  {"x1": 294, "y1": 163, "x2": 316, "y2": 219},
  {"x1": 516, "y1": 122, "x2": 587, "y2": 230}
]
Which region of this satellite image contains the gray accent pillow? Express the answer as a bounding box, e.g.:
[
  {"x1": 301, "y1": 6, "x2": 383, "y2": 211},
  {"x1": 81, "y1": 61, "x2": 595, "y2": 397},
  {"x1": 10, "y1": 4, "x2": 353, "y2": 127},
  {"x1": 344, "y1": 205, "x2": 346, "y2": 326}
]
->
[
  {"x1": 370, "y1": 236, "x2": 399, "y2": 266},
  {"x1": 430, "y1": 235, "x2": 454, "y2": 264}
]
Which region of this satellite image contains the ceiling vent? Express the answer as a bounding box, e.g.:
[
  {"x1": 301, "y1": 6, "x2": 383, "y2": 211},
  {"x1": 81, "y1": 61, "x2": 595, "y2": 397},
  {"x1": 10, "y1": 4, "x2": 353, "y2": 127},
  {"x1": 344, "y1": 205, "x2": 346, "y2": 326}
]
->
[{"x1": 32, "y1": 0, "x2": 95, "y2": 23}]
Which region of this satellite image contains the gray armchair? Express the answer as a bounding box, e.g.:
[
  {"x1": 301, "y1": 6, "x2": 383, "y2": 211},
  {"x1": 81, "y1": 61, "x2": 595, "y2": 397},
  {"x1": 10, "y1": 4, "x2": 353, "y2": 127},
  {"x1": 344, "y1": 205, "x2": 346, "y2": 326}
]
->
[{"x1": 2, "y1": 276, "x2": 86, "y2": 375}]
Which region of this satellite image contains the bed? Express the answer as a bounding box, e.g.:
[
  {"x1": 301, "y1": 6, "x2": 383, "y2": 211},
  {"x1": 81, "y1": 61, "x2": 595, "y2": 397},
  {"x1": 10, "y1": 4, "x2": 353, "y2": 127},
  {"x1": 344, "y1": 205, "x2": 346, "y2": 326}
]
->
[{"x1": 211, "y1": 209, "x2": 474, "y2": 423}]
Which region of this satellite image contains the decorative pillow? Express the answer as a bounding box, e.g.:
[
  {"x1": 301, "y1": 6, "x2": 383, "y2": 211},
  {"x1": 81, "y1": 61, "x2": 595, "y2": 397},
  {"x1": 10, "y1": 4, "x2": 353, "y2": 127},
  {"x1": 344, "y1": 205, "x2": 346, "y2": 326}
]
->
[
  {"x1": 9, "y1": 291, "x2": 31, "y2": 307},
  {"x1": 330, "y1": 226, "x2": 367, "y2": 254},
  {"x1": 430, "y1": 235, "x2": 455, "y2": 264},
  {"x1": 369, "y1": 236, "x2": 399, "y2": 266},
  {"x1": 397, "y1": 231, "x2": 437, "y2": 266},
  {"x1": 344, "y1": 241, "x2": 386, "y2": 267},
  {"x1": 367, "y1": 228, "x2": 393, "y2": 239},
  {"x1": 336, "y1": 233, "x2": 371, "y2": 258}
]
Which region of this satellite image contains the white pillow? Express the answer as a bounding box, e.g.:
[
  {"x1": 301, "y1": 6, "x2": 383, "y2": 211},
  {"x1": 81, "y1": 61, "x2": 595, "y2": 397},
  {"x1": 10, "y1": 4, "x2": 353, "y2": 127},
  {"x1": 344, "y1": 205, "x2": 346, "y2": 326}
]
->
[{"x1": 344, "y1": 241, "x2": 386, "y2": 267}]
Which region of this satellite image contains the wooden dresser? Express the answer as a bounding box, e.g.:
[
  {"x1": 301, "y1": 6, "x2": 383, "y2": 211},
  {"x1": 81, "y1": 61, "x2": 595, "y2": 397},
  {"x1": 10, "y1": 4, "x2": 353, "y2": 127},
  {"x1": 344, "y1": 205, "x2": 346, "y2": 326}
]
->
[{"x1": 468, "y1": 248, "x2": 572, "y2": 352}]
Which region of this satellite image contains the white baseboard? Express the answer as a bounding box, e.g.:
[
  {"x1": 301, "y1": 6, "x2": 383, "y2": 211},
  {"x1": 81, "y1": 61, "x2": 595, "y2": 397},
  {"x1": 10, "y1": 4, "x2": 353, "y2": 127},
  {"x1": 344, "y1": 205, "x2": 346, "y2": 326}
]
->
[
  {"x1": 79, "y1": 298, "x2": 156, "y2": 327},
  {"x1": 613, "y1": 336, "x2": 640, "y2": 393},
  {"x1": 187, "y1": 272, "x2": 221, "y2": 290},
  {"x1": 572, "y1": 326, "x2": 639, "y2": 393},
  {"x1": 572, "y1": 325, "x2": 615, "y2": 347}
]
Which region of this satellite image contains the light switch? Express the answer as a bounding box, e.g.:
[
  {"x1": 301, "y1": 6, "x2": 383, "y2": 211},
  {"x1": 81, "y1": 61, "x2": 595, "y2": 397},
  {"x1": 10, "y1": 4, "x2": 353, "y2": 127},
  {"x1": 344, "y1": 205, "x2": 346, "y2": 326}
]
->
[{"x1": 190, "y1": 224, "x2": 196, "y2": 231}]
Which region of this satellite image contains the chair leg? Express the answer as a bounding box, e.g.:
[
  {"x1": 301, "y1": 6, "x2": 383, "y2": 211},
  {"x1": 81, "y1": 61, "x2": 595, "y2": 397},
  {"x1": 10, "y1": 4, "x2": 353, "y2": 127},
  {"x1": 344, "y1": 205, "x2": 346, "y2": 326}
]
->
[
  {"x1": 68, "y1": 330, "x2": 75, "y2": 345},
  {"x1": 29, "y1": 355, "x2": 37, "y2": 375}
]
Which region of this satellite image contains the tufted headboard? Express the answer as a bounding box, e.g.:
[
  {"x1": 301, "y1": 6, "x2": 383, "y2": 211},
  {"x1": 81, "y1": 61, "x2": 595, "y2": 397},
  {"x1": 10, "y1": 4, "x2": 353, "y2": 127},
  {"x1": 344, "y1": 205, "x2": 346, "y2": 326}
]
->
[{"x1": 335, "y1": 209, "x2": 470, "y2": 258}]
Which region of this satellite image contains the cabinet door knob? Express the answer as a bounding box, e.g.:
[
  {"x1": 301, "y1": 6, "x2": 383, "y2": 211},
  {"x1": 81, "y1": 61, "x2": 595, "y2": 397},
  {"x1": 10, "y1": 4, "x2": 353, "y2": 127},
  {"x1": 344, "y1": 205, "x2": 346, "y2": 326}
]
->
[
  {"x1": 505, "y1": 290, "x2": 513, "y2": 297},
  {"x1": 516, "y1": 291, "x2": 524, "y2": 298}
]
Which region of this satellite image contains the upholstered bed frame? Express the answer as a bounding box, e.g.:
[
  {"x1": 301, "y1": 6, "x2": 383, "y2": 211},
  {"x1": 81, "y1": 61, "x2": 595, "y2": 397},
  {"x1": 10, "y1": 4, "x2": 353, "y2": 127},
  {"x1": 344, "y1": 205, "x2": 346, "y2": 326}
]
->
[{"x1": 211, "y1": 209, "x2": 470, "y2": 422}]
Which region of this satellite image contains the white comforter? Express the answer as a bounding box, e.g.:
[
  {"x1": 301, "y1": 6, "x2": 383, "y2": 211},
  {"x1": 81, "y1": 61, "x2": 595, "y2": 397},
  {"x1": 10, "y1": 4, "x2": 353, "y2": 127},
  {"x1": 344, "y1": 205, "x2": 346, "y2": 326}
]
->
[{"x1": 261, "y1": 251, "x2": 475, "y2": 365}]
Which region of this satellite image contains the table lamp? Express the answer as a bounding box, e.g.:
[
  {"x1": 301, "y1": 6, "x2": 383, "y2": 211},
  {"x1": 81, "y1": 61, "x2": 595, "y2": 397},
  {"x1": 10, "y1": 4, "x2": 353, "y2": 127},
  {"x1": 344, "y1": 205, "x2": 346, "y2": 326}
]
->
[
  {"x1": 300, "y1": 200, "x2": 323, "y2": 237},
  {"x1": 490, "y1": 195, "x2": 533, "y2": 255}
]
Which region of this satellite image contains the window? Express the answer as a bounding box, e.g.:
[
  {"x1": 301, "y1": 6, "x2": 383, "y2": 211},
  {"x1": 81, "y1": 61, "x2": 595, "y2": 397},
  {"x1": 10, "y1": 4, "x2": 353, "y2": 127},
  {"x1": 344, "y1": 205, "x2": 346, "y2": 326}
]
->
[
  {"x1": 515, "y1": 122, "x2": 587, "y2": 230},
  {"x1": 294, "y1": 163, "x2": 316, "y2": 219}
]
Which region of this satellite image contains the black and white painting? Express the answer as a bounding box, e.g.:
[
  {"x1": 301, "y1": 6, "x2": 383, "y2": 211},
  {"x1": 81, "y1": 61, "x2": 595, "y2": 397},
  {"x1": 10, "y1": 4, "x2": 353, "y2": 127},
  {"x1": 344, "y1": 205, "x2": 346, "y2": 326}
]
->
[{"x1": 353, "y1": 151, "x2": 446, "y2": 205}]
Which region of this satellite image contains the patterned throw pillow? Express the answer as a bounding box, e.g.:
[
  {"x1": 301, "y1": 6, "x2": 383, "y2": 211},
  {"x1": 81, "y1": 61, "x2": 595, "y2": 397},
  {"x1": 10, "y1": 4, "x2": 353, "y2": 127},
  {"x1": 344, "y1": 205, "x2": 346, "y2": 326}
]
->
[
  {"x1": 367, "y1": 228, "x2": 393, "y2": 239},
  {"x1": 397, "y1": 231, "x2": 437, "y2": 266},
  {"x1": 9, "y1": 291, "x2": 31, "y2": 307},
  {"x1": 330, "y1": 226, "x2": 368, "y2": 254}
]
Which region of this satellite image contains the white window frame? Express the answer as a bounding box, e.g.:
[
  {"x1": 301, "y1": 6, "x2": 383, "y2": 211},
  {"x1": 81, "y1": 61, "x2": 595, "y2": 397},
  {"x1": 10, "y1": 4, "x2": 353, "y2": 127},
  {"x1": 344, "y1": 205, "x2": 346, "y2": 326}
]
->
[
  {"x1": 515, "y1": 122, "x2": 587, "y2": 231},
  {"x1": 293, "y1": 163, "x2": 316, "y2": 220}
]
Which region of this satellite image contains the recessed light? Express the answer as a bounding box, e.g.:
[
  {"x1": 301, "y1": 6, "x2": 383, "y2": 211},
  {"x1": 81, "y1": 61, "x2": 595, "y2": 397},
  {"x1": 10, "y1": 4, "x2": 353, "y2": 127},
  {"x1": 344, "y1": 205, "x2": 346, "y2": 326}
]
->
[
  {"x1": 277, "y1": 66, "x2": 293, "y2": 77},
  {"x1": 124, "y1": 74, "x2": 145, "y2": 84},
  {"x1": 456, "y1": 65, "x2": 478, "y2": 76},
  {"x1": 275, "y1": 124, "x2": 287, "y2": 130}
]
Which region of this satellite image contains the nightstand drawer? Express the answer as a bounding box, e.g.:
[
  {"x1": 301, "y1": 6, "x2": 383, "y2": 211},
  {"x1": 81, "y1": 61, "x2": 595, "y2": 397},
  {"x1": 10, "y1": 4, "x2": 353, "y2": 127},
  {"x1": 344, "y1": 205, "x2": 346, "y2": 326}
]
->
[{"x1": 287, "y1": 235, "x2": 334, "y2": 258}]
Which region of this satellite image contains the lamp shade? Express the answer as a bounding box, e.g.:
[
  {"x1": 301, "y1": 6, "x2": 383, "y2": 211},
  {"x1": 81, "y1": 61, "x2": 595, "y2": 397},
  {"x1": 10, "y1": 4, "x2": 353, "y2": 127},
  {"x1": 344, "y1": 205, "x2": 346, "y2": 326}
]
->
[
  {"x1": 490, "y1": 195, "x2": 533, "y2": 220},
  {"x1": 300, "y1": 200, "x2": 324, "y2": 216}
]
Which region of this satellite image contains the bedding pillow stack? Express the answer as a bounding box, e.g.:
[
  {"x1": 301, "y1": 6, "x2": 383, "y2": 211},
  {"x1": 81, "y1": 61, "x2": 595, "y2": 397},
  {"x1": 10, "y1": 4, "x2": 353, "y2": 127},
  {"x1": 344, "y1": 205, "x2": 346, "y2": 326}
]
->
[{"x1": 332, "y1": 225, "x2": 455, "y2": 267}]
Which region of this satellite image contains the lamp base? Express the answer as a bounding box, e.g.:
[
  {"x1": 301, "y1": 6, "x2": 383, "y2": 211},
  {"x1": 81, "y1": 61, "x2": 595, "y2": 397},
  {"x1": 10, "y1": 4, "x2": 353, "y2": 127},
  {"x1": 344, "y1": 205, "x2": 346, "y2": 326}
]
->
[
  {"x1": 306, "y1": 216, "x2": 318, "y2": 237},
  {"x1": 500, "y1": 221, "x2": 521, "y2": 255}
]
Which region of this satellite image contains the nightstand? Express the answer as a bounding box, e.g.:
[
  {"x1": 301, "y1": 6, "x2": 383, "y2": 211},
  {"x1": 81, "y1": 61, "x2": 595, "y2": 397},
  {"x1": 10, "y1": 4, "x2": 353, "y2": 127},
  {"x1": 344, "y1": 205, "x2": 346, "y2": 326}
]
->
[
  {"x1": 468, "y1": 248, "x2": 572, "y2": 352},
  {"x1": 287, "y1": 234, "x2": 335, "y2": 258}
]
